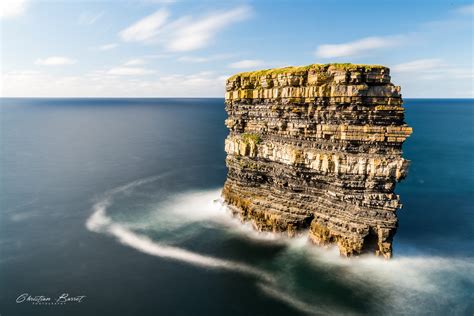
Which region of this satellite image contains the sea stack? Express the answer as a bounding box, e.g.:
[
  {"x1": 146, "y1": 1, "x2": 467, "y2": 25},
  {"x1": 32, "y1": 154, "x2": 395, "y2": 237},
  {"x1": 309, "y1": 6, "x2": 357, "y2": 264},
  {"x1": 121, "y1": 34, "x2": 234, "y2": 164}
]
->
[{"x1": 222, "y1": 63, "x2": 412, "y2": 259}]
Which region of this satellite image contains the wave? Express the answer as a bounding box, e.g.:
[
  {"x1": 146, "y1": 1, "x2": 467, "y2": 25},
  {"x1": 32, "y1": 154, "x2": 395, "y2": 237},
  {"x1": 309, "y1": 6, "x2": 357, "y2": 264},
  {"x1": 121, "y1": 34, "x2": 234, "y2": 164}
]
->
[
  {"x1": 257, "y1": 283, "x2": 324, "y2": 315},
  {"x1": 129, "y1": 188, "x2": 297, "y2": 244},
  {"x1": 85, "y1": 175, "x2": 474, "y2": 315},
  {"x1": 279, "y1": 231, "x2": 474, "y2": 315},
  {"x1": 86, "y1": 199, "x2": 273, "y2": 282},
  {"x1": 85, "y1": 176, "x2": 331, "y2": 315}
]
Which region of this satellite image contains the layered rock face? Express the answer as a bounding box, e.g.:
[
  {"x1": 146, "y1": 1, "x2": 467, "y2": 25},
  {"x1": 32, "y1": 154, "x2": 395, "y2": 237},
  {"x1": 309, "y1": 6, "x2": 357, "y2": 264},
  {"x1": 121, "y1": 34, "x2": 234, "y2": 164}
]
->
[{"x1": 222, "y1": 64, "x2": 412, "y2": 259}]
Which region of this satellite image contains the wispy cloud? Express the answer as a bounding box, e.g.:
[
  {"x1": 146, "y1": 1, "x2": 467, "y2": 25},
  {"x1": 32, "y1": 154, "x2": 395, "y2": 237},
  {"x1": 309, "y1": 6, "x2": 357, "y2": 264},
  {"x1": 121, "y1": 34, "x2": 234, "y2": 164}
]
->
[
  {"x1": 178, "y1": 56, "x2": 210, "y2": 63},
  {"x1": 0, "y1": 0, "x2": 28, "y2": 19},
  {"x1": 123, "y1": 58, "x2": 146, "y2": 66},
  {"x1": 120, "y1": 9, "x2": 169, "y2": 42},
  {"x1": 142, "y1": 0, "x2": 176, "y2": 3},
  {"x1": 106, "y1": 67, "x2": 154, "y2": 76},
  {"x1": 177, "y1": 54, "x2": 232, "y2": 63},
  {"x1": 455, "y1": 4, "x2": 474, "y2": 15},
  {"x1": 315, "y1": 36, "x2": 402, "y2": 58},
  {"x1": 98, "y1": 43, "x2": 118, "y2": 51},
  {"x1": 392, "y1": 58, "x2": 473, "y2": 81},
  {"x1": 35, "y1": 56, "x2": 77, "y2": 66},
  {"x1": 1, "y1": 70, "x2": 225, "y2": 97},
  {"x1": 390, "y1": 58, "x2": 474, "y2": 97},
  {"x1": 228, "y1": 59, "x2": 264, "y2": 69},
  {"x1": 1, "y1": 70, "x2": 39, "y2": 77},
  {"x1": 167, "y1": 6, "x2": 252, "y2": 51},
  {"x1": 144, "y1": 53, "x2": 174, "y2": 59},
  {"x1": 392, "y1": 58, "x2": 444, "y2": 73},
  {"x1": 119, "y1": 6, "x2": 252, "y2": 52},
  {"x1": 315, "y1": 5, "x2": 470, "y2": 60},
  {"x1": 78, "y1": 11, "x2": 104, "y2": 25}
]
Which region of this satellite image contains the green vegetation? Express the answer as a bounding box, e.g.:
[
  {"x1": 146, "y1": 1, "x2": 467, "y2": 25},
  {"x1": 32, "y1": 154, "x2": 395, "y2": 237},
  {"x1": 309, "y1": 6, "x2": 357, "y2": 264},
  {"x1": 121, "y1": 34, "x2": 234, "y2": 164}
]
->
[
  {"x1": 241, "y1": 133, "x2": 262, "y2": 144},
  {"x1": 228, "y1": 63, "x2": 386, "y2": 81},
  {"x1": 317, "y1": 72, "x2": 329, "y2": 81}
]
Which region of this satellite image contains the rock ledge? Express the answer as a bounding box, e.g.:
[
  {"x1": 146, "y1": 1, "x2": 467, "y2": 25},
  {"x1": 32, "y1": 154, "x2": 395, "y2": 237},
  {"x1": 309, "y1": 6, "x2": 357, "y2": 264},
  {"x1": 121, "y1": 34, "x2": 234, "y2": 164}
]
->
[{"x1": 222, "y1": 63, "x2": 412, "y2": 259}]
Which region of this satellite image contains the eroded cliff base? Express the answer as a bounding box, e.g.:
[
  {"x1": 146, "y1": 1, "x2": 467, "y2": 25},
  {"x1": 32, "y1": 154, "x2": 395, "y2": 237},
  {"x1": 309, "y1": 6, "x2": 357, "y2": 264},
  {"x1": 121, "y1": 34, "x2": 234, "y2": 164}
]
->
[{"x1": 222, "y1": 64, "x2": 412, "y2": 259}]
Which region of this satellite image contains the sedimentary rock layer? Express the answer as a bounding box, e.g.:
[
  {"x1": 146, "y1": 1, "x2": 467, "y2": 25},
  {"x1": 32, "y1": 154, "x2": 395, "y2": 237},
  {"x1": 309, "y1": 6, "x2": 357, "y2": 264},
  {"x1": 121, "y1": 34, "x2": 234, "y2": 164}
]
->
[{"x1": 222, "y1": 63, "x2": 412, "y2": 258}]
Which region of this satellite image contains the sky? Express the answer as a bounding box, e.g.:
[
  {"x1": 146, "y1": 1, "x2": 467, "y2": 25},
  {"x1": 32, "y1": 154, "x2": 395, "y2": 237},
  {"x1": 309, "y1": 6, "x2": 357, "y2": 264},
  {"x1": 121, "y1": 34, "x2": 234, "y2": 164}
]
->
[{"x1": 0, "y1": 0, "x2": 473, "y2": 98}]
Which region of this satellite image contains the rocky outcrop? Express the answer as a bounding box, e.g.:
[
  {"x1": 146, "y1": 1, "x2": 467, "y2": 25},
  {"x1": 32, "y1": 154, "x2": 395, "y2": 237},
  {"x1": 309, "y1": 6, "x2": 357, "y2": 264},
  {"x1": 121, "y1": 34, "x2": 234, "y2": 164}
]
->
[{"x1": 222, "y1": 63, "x2": 412, "y2": 259}]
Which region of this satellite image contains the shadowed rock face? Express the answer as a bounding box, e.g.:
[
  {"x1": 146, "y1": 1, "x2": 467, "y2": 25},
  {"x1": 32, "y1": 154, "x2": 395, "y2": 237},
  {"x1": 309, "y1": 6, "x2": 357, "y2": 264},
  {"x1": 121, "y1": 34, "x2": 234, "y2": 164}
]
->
[{"x1": 222, "y1": 63, "x2": 412, "y2": 259}]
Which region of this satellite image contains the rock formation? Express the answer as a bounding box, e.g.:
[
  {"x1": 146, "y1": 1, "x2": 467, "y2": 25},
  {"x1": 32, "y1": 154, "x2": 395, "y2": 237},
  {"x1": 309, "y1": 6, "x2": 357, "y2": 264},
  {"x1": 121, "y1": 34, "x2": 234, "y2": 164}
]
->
[{"x1": 222, "y1": 63, "x2": 412, "y2": 259}]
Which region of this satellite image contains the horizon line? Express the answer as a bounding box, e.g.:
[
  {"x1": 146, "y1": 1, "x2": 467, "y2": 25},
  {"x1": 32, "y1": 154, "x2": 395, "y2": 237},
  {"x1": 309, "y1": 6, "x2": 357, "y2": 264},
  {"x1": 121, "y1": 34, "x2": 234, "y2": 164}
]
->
[{"x1": 1, "y1": 97, "x2": 473, "y2": 100}]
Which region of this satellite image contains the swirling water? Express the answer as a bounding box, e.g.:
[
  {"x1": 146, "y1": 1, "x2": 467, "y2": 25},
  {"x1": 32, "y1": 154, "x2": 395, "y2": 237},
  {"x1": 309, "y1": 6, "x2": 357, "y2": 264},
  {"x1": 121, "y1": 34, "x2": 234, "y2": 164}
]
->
[{"x1": 0, "y1": 98, "x2": 473, "y2": 315}]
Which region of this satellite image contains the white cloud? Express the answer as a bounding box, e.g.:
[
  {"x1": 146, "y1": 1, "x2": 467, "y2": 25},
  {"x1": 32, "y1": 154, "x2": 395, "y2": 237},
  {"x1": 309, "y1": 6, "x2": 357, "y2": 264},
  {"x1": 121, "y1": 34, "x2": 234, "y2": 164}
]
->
[
  {"x1": 167, "y1": 6, "x2": 252, "y2": 52},
  {"x1": 3, "y1": 66, "x2": 472, "y2": 98},
  {"x1": 98, "y1": 43, "x2": 118, "y2": 51},
  {"x1": 143, "y1": 0, "x2": 176, "y2": 3},
  {"x1": 0, "y1": 0, "x2": 28, "y2": 18},
  {"x1": 35, "y1": 56, "x2": 77, "y2": 66},
  {"x1": 315, "y1": 36, "x2": 402, "y2": 58},
  {"x1": 177, "y1": 54, "x2": 233, "y2": 63},
  {"x1": 78, "y1": 11, "x2": 104, "y2": 25},
  {"x1": 144, "y1": 53, "x2": 174, "y2": 59},
  {"x1": 1, "y1": 70, "x2": 39, "y2": 78},
  {"x1": 178, "y1": 56, "x2": 210, "y2": 63},
  {"x1": 119, "y1": 6, "x2": 252, "y2": 52},
  {"x1": 123, "y1": 58, "x2": 146, "y2": 66},
  {"x1": 392, "y1": 58, "x2": 473, "y2": 81},
  {"x1": 120, "y1": 9, "x2": 169, "y2": 42},
  {"x1": 106, "y1": 67, "x2": 154, "y2": 76},
  {"x1": 228, "y1": 59, "x2": 264, "y2": 69},
  {"x1": 455, "y1": 4, "x2": 474, "y2": 15},
  {"x1": 390, "y1": 58, "x2": 474, "y2": 97},
  {"x1": 1, "y1": 70, "x2": 225, "y2": 97},
  {"x1": 392, "y1": 59, "x2": 444, "y2": 72}
]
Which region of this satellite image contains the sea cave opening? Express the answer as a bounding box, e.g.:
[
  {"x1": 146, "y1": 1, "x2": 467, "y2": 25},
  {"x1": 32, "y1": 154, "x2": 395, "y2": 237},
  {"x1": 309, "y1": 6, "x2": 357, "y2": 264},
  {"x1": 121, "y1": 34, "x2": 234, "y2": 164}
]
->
[{"x1": 362, "y1": 229, "x2": 379, "y2": 254}]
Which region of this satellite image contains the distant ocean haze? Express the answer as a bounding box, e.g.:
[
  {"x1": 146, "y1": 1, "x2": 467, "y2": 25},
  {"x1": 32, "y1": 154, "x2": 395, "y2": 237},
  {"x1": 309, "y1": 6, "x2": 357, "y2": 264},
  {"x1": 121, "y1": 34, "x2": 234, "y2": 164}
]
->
[{"x1": 0, "y1": 98, "x2": 473, "y2": 315}]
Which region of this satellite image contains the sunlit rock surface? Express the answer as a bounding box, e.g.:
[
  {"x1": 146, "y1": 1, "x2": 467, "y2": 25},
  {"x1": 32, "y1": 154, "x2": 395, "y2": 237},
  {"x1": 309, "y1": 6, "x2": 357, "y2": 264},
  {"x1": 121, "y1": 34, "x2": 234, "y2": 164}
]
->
[{"x1": 222, "y1": 63, "x2": 412, "y2": 259}]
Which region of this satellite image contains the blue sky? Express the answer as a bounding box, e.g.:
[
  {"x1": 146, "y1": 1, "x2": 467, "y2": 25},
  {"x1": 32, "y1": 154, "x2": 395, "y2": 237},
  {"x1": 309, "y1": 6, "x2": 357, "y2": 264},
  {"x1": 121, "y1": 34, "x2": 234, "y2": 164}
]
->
[{"x1": 1, "y1": 0, "x2": 473, "y2": 97}]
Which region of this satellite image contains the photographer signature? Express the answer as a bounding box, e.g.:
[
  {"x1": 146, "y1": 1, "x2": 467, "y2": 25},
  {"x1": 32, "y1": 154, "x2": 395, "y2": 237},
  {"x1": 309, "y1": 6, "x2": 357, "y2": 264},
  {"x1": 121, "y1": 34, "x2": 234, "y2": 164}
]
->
[{"x1": 16, "y1": 293, "x2": 86, "y2": 305}]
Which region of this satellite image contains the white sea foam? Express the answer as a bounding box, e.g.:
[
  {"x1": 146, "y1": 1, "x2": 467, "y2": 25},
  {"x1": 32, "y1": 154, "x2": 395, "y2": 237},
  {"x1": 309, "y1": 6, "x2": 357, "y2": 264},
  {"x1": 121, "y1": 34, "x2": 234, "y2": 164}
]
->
[
  {"x1": 86, "y1": 182, "x2": 274, "y2": 282},
  {"x1": 279, "y1": 235, "x2": 474, "y2": 314},
  {"x1": 85, "y1": 200, "x2": 112, "y2": 232},
  {"x1": 300, "y1": 242, "x2": 474, "y2": 292},
  {"x1": 86, "y1": 176, "x2": 474, "y2": 315},
  {"x1": 257, "y1": 283, "x2": 322, "y2": 315},
  {"x1": 145, "y1": 188, "x2": 295, "y2": 243},
  {"x1": 109, "y1": 224, "x2": 276, "y2": 282},
  {"x1": 85, "y1": 177, "x2": 333, "y2": 314}
]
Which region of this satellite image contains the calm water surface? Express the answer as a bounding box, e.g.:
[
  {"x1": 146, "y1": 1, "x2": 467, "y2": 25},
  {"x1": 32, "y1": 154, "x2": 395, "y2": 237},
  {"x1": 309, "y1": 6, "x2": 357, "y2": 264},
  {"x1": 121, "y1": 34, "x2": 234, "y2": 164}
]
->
[{"x1": 1, "y1": 98, "x2": 473, "y2": 315}]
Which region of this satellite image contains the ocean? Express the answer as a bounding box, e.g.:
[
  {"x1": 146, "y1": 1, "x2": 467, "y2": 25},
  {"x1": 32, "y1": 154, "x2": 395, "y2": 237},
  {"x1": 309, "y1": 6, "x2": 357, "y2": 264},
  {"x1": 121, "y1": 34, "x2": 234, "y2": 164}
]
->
[{"x1": 0, "y1": 98, "x2": 473, "y2": 315}]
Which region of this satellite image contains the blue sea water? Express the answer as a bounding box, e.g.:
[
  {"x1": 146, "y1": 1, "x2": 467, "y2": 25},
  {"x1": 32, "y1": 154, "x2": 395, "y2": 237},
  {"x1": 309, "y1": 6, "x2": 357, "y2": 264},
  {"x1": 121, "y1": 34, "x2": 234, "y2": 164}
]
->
[{"x1": 0, "y1": 98, "x2": 473, "y2": 315}]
